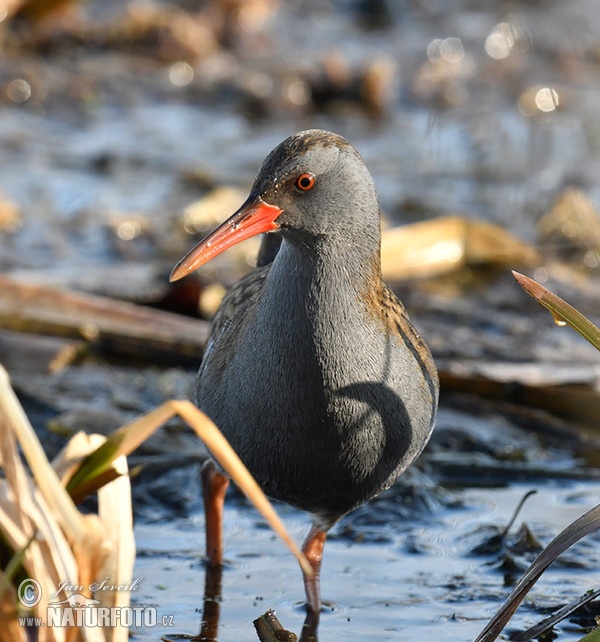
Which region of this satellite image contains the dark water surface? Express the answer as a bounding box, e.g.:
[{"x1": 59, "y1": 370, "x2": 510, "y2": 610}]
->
[{"x1": 131, "y1": 478, "x2": 600, "y2": 641}]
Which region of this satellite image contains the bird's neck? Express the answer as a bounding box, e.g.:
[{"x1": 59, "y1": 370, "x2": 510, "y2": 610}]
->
[
  {"x1": 276, "y1": 231, "x2": 382, "y2": 299},
  {"x1": 258, "y1": 231, "x2": 385, "y2": 335},
  {"x1": 246, "y1": 231, "x2": 393, "y2": 407}
]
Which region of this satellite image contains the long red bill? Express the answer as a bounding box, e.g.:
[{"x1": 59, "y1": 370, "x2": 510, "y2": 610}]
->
[{"x1": 169, "y1": 194, "x2": 283, "y2": 282}]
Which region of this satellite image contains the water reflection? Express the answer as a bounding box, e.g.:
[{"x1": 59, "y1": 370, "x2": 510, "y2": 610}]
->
[
  {"x1": 197, "y1": 565, "x2": 223, "y2": 641},
  {"x1": 163, "y1": 564, "x2": 321, "y2": 642},
  {"x1": 160, "y1": 565, "x2": 224, "y2": 641}
]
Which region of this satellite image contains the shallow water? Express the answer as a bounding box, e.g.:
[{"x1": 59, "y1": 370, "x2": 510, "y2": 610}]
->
[{"x1": 131, "y1": 477, "x2": 600, "y2": 641}]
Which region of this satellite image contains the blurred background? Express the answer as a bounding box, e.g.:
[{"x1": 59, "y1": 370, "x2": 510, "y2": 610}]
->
[
  {"x1": 1, "y1": 1, "x2": 600, "y2": 640},
  {"x1": 1, "y1": 0, "x2": 600, "y2": 287}
]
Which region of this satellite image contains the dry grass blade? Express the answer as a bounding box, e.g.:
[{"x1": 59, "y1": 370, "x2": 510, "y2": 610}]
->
[
  {"x1": 0, "y1": 533, "x2": 35, "y2": 594},
  {"x1": 96, "y1": 449, "x2": 135, "y2": 642},
  {"x1": 0, "y1": 365, "x2": 87, "y2": 545},
  {"x1": 54, "y1": 432, "x2": 135, "y2": 642},
  {"x1": 65, "y1": 404, "x2": 178, "y2": 494},
  {"x1": 512, "y1": 271, "x2": 600, "y2": 351},
  {"x1": 1, "y1": 367, "x2": 79, "y2": 641},
  {"x1": 68, "y1": 400, "x2": 313, "y2": 577},
  {"x1": 0, "y1": 366, "x2": 136, "y2": 642},
  {"x1": 474, "y1": 504, "x2": 600, "y2": 642},
  {"x1": 0, "y1": 361, "x2": 310, "y2": 642},
  {"x1": 172, "y1": 400, "x2": 313, "y2": 577}
]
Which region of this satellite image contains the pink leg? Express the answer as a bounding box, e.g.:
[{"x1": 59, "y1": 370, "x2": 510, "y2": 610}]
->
[
  {"x1": 301, "y1": 523, "x2": 328, "y2": 614},
  {"x1": 201, "y1": 461, "x2": 230, "y2": 566}
]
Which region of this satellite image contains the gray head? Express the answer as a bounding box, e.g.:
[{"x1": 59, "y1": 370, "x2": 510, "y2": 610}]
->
[
  {"x1": 254, "y1": 130, "x2": 381, "y2": 243},
  {"x1": 170, "y1": 129, "x2": 382, "y2": 282}
]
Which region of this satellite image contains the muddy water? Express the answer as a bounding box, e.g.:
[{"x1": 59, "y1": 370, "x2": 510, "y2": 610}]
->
[
  {"x1": 2, "y1": 0, "x2": 600, "y2": 640},
  {"x1": 131, "y1": 475, "x2": 600, "y2": 641},
  {"x1": 3, "y1": 1, "x2": 600, "y2": 280}
]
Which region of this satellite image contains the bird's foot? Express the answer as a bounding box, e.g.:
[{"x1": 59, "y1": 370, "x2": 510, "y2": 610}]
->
[
  {"x1": 300, "y1": 607, "x2": 320, "y2": 642},
  {"x1": 301, "y1": 523, "x2": 328, "y2": 615}
]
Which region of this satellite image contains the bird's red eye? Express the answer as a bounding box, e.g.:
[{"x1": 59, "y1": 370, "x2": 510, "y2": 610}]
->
[{"x1": 294, "y1": 173, "x2": 316, "y2": 191}]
